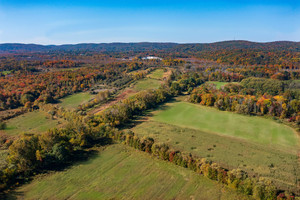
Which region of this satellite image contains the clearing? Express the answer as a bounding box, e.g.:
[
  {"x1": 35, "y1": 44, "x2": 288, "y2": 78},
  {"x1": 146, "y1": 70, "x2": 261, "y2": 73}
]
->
[
  {"x1": 58, "y1": 92, "x2": 94, "y2": 110},
  {"x1": 147, "y1": 68, "x2": 165, "y2": 79},
  {"x1": 131, "y1": 78, "x2": 162, "y2": 91},
  {"x1": 206, "y1": 81, "x2": 238, "y2": 89},
  {"x1": 3, "y1": 110, "x2": 64, "y2": 136},
  {"x1": 131, "y1": 69, "x2": 165, "y2": 91}
]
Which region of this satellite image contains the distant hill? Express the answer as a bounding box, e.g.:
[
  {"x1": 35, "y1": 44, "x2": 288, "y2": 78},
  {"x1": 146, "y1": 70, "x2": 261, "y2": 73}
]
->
[
  {"x1": 0, "y1": 42, "x2": 177, "y2": 53},
  {"x1": 0, "y1": 41, "x2": 299, "y2": 53},
  {"x1": 174, "y1": 40, "x2": 300, "y2": 52}
]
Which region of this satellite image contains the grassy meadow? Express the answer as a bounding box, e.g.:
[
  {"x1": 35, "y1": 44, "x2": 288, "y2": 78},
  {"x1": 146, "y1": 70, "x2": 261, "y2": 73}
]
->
[
  {"x1": 153, "y1": 101, "x2": 298, "y2": 150},
  {"x1": 132, "y1": 78, "x2": 162, "y2": 91},
  {"x1": 3, "y1": 110, "x2": 64, "y2": 136},
  {"x1": 132, "y1": 100, "x2": 299, "y2": 191},
  {"x1": 206, "y1": 81, "x2": 238, "y2": 89},
  {"x1": 147, "y1": 68, "x2": 164, "y2": 79},
  {"x1": 2, "y1": 92, "x2": 94, "y2": 137},
  {"x1": 131, "y1": 69, "x2": 164, "y2": 91},
  {"x1": 8, "y1": 144, "x2": 250, "y2": 200},
  {"x1": 58, "y1": 92, "x2": 94, "y2": 110}
]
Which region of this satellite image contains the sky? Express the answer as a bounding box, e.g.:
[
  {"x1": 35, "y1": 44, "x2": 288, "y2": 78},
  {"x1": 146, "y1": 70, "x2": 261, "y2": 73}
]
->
[{"x1": 0, "y1": 0, "x2": 299, "y2": 44}]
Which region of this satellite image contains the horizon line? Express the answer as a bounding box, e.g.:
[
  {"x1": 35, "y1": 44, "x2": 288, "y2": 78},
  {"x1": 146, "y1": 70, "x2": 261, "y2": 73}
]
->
[{"x1": 0, "y1": 40, "x2": 299, "y2": 46}]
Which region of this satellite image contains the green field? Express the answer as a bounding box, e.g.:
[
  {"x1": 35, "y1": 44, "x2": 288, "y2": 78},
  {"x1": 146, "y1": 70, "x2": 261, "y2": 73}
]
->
[
  {"x1": 8, "y1": 144, "x2": 250, "y2": 200},
  {"x1": 132, "y1": 78, "x2": 162, "y2": 91},
  {"x1": 206, "y1": 81, "x2": 237, "y2": 89},
  {"x1": 132, "y1": 101, "x2": 299, "y2": 191},
  {"x1": 147, "y1": 68, "x2": 164, "y2": 79},
  {"x1": 131, "y1": 69, "x2": 164, "y2": 91},
  {"x1": 2, "y1": 70, "x2": 12, "y2": 75},
  {"x1": 153, "y1": 101, "x2": 297, "y2": 150},
  {"x1": 59, "y1": 92, "x2": 94, "y2": 110},
  {"x1": 3, "y1": 110, "x2": 64, "y2": 136}
]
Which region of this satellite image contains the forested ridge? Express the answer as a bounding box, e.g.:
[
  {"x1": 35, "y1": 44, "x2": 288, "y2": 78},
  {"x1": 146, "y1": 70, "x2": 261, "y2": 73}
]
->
[
  {"x1": 1, "y1": 41, "x2": 299, "y2": 53},
  {"x1": 1, "y1": 40, "x2": 299, "y2": 72}
]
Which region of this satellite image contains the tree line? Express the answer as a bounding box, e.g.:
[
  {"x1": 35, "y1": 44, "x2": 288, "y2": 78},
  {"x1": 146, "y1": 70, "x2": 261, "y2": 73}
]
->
[
  {"x1": 110, "y1": 130, "x2": 295, "y2": 200},
  {"x1": 189, "y1": 79, "x2": 300, "y2": 126}
]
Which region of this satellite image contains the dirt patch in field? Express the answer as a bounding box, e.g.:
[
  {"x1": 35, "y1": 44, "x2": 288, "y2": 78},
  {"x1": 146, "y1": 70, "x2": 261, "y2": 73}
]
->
[
  {"x1": 89, "y1": 89, "x2": 136, "y2": 115},
  {"x1": 162, "y1": 69, "x2": 172, "y2": 80}
]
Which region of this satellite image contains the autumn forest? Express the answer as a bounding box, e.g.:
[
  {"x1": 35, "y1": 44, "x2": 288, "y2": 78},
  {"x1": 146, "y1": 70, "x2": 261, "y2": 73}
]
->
[{"x1": 0, "y1": 41, "x2": 299, "y2": 200}]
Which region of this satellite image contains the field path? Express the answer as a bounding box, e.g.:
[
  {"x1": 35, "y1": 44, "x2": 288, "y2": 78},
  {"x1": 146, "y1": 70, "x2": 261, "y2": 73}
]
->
[
  {"x1": 162, "y1": 69, "x2": 172, "y2": 80},
  {"x1": 89, "y1": 89, "x2": 136, "y2": 115}
]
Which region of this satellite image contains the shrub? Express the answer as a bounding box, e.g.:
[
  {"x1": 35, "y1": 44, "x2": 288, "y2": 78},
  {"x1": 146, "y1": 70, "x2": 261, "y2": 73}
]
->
[{"x1": 0, "y1": 121, "x2": 6, "y2": 130}]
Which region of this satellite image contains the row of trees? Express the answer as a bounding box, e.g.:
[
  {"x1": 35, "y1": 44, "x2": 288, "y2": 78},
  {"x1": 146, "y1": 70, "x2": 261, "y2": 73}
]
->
[
  {"x1": 0, "y1": 108, "x2": 26, "y2": 121},
  {"x1": 110, "y1": 130, "x2": 295, "y2": 200},
  {"x1": 90, "y1": 87, "x2": 173, "y2": 127},
  {"x1": 78, "y1": 89, "x2": 115, "y2": 112}
]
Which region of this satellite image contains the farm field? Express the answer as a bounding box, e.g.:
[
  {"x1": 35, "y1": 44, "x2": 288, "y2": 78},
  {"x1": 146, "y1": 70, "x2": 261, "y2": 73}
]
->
[
  {"x1": 206, "y1": 81, "x2": 238, "y2": 89},
  {"x1": 58, "y1": 92, "x2": 94, "y2": 110},
  {"x1": 131, "y1": 69, "x2": 164, "y2": 91},
  {"x1": 147, "y1": 68, "x2": 165, "y2": 79},
  {"x1": 7, "y1": 144, "x2": 250, "y2": 200},
  {"x1": 132, "y1": 78, "x2": 162, "y2": 91},
  {"x1": 153, "y1": 101, "x2": 298, "y2": 150},
  {"x1": 3, "y1": 110, "x2": 64, "y2": 136},
  {"x1": 132, "y1": 100, "x2": 299, "y2": 191}
]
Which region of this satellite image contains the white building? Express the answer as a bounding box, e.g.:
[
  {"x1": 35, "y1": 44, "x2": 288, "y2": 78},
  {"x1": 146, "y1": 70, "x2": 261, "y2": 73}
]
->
[{"x1": 142, "y1": 56, "x2": 162, "y2": 60}]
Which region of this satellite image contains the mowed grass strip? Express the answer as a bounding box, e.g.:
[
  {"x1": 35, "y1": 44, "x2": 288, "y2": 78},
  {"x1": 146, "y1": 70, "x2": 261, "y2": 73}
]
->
[
  {"x1": 131, "y1": 69, "x2": 164, "y2": 91},
  {"x1": 206, "y1": 81, "x2": 238, "y2": 89},
  {"x1": 147, "y1": 68, "x2": 164, "y2": 79},
  {"x1": 132, "y1": 121, "x2": 299, "y2": 191},
  {"x1": 132, "y1": 78, "x2": 162, "y2": 91},
  {"x1": 59, "y1": 92, "x2": 94, "y2": 110},
  {"x1": 9, "y1": 144, "x2": 250, "y2": 200},
  {"x1": 152, "y1": 101, "x2": 298, "y2": 150},
  {"x1": 4, "y1": 110, "x2": 63, "y2": 136}
]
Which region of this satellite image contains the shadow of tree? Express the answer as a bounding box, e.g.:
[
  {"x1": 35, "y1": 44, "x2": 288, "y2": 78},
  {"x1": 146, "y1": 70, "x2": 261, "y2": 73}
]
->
[
  {"x1": 1, "y1": 137, "x2": 114, "y2": 200},
  {"x1": 120, "y1": 97, "x2": 179, "y2": 130}
]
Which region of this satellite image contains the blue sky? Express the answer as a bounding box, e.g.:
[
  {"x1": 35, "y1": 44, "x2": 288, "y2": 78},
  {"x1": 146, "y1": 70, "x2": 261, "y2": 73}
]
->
[{"x1": 0, "y1": 0, "x2": 299, "y2": 44}]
